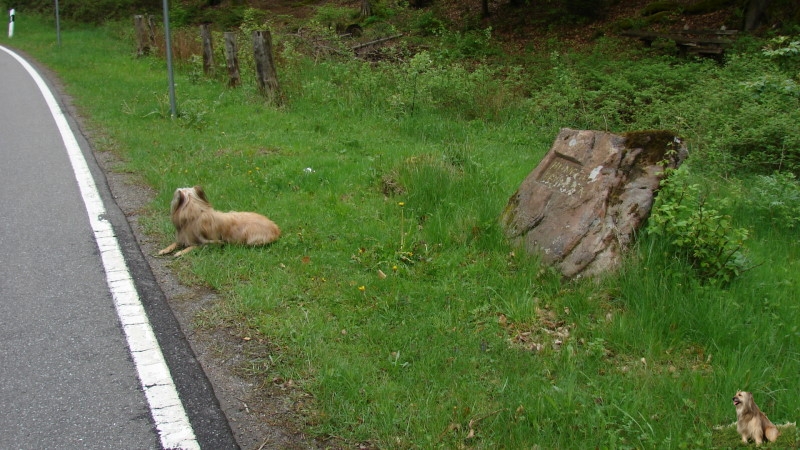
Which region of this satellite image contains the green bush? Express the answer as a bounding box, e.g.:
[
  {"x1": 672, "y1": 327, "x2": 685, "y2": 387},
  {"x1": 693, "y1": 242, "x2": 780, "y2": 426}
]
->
[
  {"x1": 313, "y1": 4, "x2": 357, "y2": 31},
  {"x1": 716, "y1": 74, "x2": 800, "y2": 174},
  {"x1": 434, "y1": 27, "x2": 499, "y2": 59},
  {"x1": 379, "y1": 50, "x2": 525, "y2": 120},
  {"x1": 412, "y1": 11, "x2": 445, "y2": 36},
  {"x1": 746, "y1": 171, "x2": 800, "y2": 228},
  {"x1": 648, "y1": 166, "x2": 750, "y2": 284},
  {"x1": 762, "y1": 35, "x2": 800, "y2": 76}
]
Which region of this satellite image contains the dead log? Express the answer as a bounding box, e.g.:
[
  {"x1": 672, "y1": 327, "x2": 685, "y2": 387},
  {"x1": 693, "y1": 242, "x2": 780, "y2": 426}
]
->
[{"x1": 352, "y1": 33, "x2": 404, "y2": 56}]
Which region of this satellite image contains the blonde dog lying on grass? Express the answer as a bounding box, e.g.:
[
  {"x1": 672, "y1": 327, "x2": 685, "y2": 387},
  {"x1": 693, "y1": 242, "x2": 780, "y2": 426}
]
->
[
  {"x1": 158, "y1": 186, "x2": 280, "y2": 257},
  {"x1": 733, "y1": 391, "x2": 780, "y2": 445}
]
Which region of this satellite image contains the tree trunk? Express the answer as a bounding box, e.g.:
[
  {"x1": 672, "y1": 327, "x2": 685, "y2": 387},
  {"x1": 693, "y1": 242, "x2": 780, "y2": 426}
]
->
[
  {"x1": 744, "y1": 0, "x2": 773, "y2": 31},
  {"x1": 482, "y1": 0, "x2": 490, "y2": 17}
]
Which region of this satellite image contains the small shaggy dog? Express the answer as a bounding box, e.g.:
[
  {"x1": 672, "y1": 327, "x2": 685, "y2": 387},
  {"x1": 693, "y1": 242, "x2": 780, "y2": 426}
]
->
[
  {"x1": 733, "y1": 391, "x2": 779, "y2": 445},
  {"x1": 158, "y1": 186, "x2": 280, "y2": 257}
]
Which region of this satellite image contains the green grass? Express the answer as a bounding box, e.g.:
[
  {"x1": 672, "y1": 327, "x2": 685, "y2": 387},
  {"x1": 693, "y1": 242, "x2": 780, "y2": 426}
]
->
[{"x1": 4, "y1": 13, "x2": 799, "y2": 449}]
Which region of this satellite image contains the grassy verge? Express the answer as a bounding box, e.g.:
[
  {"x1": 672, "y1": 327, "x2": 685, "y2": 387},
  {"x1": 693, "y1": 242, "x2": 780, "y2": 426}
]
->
[{"x1": 4, "y1": 13, "x2": 798, "y2": 448}]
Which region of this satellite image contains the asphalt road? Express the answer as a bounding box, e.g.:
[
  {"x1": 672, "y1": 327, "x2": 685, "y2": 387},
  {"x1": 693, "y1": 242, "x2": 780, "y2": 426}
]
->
[{"x1": 0, "y1": 46, "x2": 238, "y2": 449}]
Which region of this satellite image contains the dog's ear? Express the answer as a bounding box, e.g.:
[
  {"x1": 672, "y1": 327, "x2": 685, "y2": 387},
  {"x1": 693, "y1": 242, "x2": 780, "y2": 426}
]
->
[
  {"x1": 173, "y1": 190, "x2": 187, "y2": 210},
  {"x1": 193, "y1": 185, "x2": 209, "y2": 203}
]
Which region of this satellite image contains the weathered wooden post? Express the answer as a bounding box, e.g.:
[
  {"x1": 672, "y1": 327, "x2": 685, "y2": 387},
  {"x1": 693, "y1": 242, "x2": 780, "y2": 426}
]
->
[
  {"x1": 200, "y1": 23, "x2": 215, "y2": 76},
  {"x1": 134, "y1": 15, "x2": 151, "y2": 56},
  {"x1": 146, "y1": 15, "x2": 156, "y2": 50},
  {"x1": 223, "y1": 32, "x2": 240, "y2": 87},
  {"x1": 252, "y1": 30, "x2": 280, "y2": 102},
  {"x1": 360, "y1": 0, "x2": 372, "y2": 18}
]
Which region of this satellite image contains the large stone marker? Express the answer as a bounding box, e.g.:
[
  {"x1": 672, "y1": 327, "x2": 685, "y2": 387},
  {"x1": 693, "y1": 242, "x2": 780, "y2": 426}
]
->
[{"x1": 501, "y1": 128, "x2": 687, "y2": 278}]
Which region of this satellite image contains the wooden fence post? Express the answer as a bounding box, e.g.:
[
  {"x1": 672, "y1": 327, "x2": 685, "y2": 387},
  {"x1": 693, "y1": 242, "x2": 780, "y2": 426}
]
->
[
  {"x1": 223, "y1": 32, "x2": 240, "y2": 88},
  {"x1": 361, "y1": 0, "x2": 372, "y2": 18},
  {"x1": 134, "y1": 15, "x2": 150, "y2": 57},
  {"x1": 146, "y1": 15, "x2": 156, "y2": 49},
  {"x1": 200, "y1": 23, "x2": 214, "y2": 76},
  {"x1": 252, "y1": 30, "x2": 280, "y2": 102}
]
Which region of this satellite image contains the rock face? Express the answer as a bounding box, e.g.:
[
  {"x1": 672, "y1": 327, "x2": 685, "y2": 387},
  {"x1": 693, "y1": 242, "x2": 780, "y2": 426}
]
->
[{"x1": 501, "y1": 128, "x2": 687, "y2": 278}]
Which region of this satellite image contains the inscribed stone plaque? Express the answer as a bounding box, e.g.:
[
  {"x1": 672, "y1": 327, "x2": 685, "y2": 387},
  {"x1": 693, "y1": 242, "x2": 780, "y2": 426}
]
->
[
  {"x1": 538, "y1": 157, "x2": 584, "y2": 197},
  {"x1": 501, "y1": 128, "x2": 687, "y2": 278}
]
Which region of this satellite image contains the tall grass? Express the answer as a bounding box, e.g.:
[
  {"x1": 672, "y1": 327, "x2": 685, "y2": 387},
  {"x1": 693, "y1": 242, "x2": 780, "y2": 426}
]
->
[{"x1": 5, "y1": 13, "x2": 798, "y2": 448}]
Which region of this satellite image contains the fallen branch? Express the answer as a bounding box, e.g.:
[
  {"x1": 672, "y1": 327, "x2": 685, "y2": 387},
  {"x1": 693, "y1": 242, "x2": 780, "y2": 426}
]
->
[{"x1": 352, "y1": 33, "x2": 404, "y2": 51}]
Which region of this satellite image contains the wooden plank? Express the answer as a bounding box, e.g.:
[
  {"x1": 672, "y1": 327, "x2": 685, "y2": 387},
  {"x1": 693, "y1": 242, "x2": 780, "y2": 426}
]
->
[
  {"x1": 676, "y1": 29, "x2": 739, "y2": 36},
  {"x1": 621, "y1": 28, "x2": 735, "y2": 59},
  {"x1": 670, "y1": 35, "x2": 733, "y2": 45}
]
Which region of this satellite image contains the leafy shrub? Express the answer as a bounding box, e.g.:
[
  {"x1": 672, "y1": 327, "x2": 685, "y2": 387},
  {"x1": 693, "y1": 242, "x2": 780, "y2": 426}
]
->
[
  {"x1": 717, "y1": 113, "x2": 799, "y2": 174},
  {"x1": 648, "y1": 166, "x2": 750, "y2": 284},
  {"x1": 720, "y1": 35, "x2": 800, "y2": 174},
  {"x1": 313, "y1": 5, "x2": 357, "y2": 31},
  {"x1": 745, "y1": 171, "x2": 800, "y2": 228},
  {"x1": 717, "y1": 80, "x2": 800, "y2": 174},
  {"x1": 762, "y1": 35, "x2": 800, "y2": 77},
  {"x1": 680, "y1": 50, "x2": 800, "y2": 176},
  {"x1": 434, "y1": 27, "x2": 499, "y2": 59},
  {"x1": 413, "y1": 11, "x2": 445, "y2": 36},
  {"x1": 385, "y1": 50, "x2": 525, "y2": 120}
]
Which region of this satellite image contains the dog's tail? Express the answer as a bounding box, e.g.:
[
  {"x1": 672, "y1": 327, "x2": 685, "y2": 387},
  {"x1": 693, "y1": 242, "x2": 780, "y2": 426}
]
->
[{"x1": 765, "y1": 424, "x2": 779, "y2": 442}]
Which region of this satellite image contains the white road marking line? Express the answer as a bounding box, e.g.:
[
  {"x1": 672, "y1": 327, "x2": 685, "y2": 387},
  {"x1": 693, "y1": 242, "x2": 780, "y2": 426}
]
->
[{"x1": 1, "y1": 45, "x2": 200, "y2": 450}]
